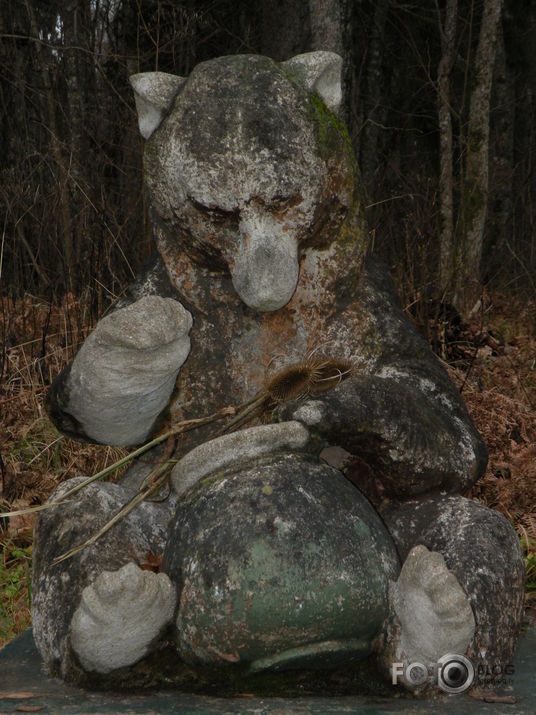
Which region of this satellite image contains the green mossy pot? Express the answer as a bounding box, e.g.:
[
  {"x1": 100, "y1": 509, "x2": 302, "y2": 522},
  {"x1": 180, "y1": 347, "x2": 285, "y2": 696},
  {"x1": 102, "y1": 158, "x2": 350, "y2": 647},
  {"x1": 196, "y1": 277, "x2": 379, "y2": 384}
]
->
[{"x1": 163, "y1": 452, "x2": 400, "y2": 675}]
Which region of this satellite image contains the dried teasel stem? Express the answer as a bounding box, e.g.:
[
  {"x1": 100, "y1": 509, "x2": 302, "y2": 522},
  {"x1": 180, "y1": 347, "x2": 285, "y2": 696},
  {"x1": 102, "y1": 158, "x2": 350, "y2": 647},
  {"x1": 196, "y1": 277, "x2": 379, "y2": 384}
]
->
[
  {"x1": 0, "y1": 406, "x2": 235, "y2": 521},
  {"x1": 52, "y1": 463, "x2": 173, "y2": 565},
  {"x1": 215, "y1": 393, "x2": 269, "y2": 436},
  {"x1": 52, "y1": 437, "x2": 178, "y2": 565},
  {"x1": 7, "y1": 351, "x2": 355, "y2": 565}
]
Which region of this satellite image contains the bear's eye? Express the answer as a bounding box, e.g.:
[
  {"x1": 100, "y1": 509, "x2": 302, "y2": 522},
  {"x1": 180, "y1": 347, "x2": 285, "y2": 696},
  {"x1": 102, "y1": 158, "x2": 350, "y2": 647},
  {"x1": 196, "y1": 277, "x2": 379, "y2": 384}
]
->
[
  {"x1": 271, "y1": 195, "x2": 302, "y2": 212},
  {"x1": 189, "y1": 197, "x2": 239, "y2": 224},
  {"x1": 253, "y1": 195, "x2": 302, "y2": 220}
]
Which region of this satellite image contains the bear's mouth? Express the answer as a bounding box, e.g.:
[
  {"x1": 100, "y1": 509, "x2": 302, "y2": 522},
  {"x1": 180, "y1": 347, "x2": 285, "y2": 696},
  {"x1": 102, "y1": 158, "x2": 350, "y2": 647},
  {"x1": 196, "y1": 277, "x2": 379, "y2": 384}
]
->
[
  {"x1": 229, "y1": 236, "x2": 299, "y2": 312},
  {"x1": 229, "y1": 212, "x2": 300, "y2": 312}
]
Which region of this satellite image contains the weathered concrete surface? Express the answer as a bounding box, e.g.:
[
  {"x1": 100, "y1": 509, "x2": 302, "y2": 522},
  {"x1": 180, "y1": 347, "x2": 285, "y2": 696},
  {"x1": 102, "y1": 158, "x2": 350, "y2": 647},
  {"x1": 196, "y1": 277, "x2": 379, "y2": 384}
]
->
[
  {"x1": 393, "y1": 546, "x2": 475, "y2": 662},
  {"x1": 46, "y1": 296, "x2": 192, "y2": 446},
  {"x1": 115, "y1": 252, "x2": 181, "y2": 308},
  {"x1": 37, "y1": 51, "x2": 507, "y2": 692},
  {"x1": 134, "y1": 52, "x2": 486, "y2": 492},
  {"x1": 164, "y1": 454, "x2": 400, "y2": 672},
  {"x1": 377, "y1": 544, "x2": 475, "y2": 691},
  {"x1": 70, "y1": 563, "x2": 177, "y2": 674},
  {"x1": 130, "y1": 71, "x2": 186, "y2": 139},
  {"x1": 142, "y1": 54, "x2": 360, "y2": 314},
  {"x1": 282, "y1": 51, "x2": 343, "y2": 114},
  {"x1": 32, "y1": 477, "x2": 175, "y2": 683},
  {"x1": 48, "y1": 52, "x2": 487, "y2": 497},
  {"x1": 276, "y1": 258, "x2": 488, "y2": 498},
  {"x1": 171, "y1": 421, "x2": 310, "y2": 497},
  {"x1": 381, "y1": 496, "x2": 525, "y2": 684},
  {"x1": 231, "y1": 209, "x2": 300, "y2": 311},
  {"x1": 3, "y1": 624, "x2": 536, "y2": 711}
]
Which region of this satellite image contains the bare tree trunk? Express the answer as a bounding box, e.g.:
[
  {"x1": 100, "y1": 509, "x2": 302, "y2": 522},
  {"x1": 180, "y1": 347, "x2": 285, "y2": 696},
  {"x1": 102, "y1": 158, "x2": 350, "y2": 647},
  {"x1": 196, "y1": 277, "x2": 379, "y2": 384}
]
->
[
  {"x1": 513, "y1": 0, "x2": 536, "y2": 285},
  {"x1": 257, "y1": 1, "x2": 311, "y2": 61},
  {"x1": 485, "y1": 20, "x2": 514, "y2": 281},
  {"x1": 309, "y1": 0, "x2": 352, "y2": 125},
  {"x1": 256, "y1": 0, "x2": 351, "y2": 123},
  {"x1": 455, "y1": 0, "x2": 504, "y2": 314},
  {"x1": 437, "y1": 0, "x2": 458, "y2": 296},
  {"x1": 63, "y1": 1, "x2": 88, "y2": 275},
  {"x1": 359, "y1": 0, "x2": 389, "y2": 198},
  {"x1": 308, "y1": 0, "x2": 343, "y2": 54}
]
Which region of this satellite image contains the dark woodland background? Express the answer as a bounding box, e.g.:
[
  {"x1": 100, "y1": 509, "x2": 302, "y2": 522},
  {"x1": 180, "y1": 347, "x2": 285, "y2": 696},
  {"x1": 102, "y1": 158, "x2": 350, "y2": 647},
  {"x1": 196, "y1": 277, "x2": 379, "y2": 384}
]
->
[{"x1": 1, "y1": 0, "x2": 535, "y2": 321}]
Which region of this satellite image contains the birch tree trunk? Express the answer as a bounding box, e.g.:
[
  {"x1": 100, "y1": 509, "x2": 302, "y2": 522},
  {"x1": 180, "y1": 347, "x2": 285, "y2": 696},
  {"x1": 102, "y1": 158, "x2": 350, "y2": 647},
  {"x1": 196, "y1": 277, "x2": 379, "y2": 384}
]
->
[
  {"x1": 437, "y1": 0, "x2": 458, "y2": 296},
  {"x1": 309, "y1": 0, "x2": 344, "y2": 54},
  {"x1": 455, "y1": 0, "x2": 504, "y2": 314},
  {"x1": 25, "y1": 0, "x2": 75, "y2": 291}
]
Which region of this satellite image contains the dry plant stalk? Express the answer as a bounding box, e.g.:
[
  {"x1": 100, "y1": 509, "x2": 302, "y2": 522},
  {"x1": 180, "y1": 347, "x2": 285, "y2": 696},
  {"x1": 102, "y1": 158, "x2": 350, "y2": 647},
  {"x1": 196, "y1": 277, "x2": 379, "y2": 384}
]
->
[
  {"x1": 216, "y1": 352, "x2": 354, "y2": 436},
  {"x1": 52, "y1": 437, "x2": 178, "y2": 565},
  {"x1": 0, "y1": 406, "x2": 236, "y2": 520},
  {"x1": 2, "y1": 352, "x2": 355, "y2": 565}
]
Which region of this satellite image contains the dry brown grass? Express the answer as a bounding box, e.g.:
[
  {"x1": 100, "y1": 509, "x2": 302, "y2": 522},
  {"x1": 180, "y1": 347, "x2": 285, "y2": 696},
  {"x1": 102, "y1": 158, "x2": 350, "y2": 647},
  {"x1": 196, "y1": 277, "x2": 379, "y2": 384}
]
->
[
  {"x1": 443, "y1": 294, "x2": 536, "y2": 609},
  {"x1": 0, "y1": 294, "x2": 127, "y2": 648}
]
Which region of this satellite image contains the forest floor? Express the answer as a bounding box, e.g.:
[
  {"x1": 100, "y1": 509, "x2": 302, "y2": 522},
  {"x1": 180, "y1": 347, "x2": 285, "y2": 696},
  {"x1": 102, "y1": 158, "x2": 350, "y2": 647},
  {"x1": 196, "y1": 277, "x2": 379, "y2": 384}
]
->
[{"x1": 0, "y1": 291, "x2": 535, "y2": 649}]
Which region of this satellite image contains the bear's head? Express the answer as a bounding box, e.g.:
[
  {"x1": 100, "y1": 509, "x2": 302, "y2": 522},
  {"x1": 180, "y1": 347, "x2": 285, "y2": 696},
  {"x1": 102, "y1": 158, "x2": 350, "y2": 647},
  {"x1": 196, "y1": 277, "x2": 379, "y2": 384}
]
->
[{"x1": 131, "y1": 52, "x2": 364, "y2": 312}]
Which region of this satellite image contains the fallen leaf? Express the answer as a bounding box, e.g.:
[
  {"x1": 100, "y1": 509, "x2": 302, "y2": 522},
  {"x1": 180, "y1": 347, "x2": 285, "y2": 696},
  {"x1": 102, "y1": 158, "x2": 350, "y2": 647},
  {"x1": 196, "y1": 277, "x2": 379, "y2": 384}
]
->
[
  {"x1": 139, "y1": 550, "x2": 163, "y2": 573},
  {"x1": 468, "y1": 688, "x2": 516, "y2": 704},
  {"x1": 0, "y1": 693, "x2": 41, "y2": 699}
]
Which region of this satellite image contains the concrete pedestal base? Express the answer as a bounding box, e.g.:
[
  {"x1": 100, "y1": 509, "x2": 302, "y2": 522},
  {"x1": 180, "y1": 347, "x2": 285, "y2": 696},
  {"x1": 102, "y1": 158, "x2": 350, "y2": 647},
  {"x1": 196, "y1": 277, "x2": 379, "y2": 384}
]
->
[{"x1": 1, "y1": 625, "x2": 534, "y2": 713}]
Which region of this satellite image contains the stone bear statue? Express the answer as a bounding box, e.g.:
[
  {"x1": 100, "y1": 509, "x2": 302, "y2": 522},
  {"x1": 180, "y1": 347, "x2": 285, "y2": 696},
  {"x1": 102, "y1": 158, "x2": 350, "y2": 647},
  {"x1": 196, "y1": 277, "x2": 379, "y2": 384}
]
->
[{"x1": 34, "y1": 52, "x2": 524, "y2": 695}]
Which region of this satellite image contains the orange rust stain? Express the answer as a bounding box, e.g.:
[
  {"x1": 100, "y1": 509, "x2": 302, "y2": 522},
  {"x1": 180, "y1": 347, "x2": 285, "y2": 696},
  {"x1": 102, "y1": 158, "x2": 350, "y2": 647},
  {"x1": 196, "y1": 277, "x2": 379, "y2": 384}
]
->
[{"x1": 260, "y1": 308, "x2": 298, "y2": 368}]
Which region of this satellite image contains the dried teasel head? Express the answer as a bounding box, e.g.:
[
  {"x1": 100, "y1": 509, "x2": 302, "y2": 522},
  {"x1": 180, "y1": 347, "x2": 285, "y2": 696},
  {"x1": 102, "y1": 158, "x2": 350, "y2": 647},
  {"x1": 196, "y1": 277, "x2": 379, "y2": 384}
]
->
[
  {"x1": 264, "y1": 350, "x2": 354, "y2": 404},
  {"x1": 265, "y1": 363, "x2": 314, "y2": 403},
  {"x1": 215, "y1": 349, "x2": 355, "y2": 437},
  {"x1": 307, "y1": 357, "x2": 355, "y2": 396}
]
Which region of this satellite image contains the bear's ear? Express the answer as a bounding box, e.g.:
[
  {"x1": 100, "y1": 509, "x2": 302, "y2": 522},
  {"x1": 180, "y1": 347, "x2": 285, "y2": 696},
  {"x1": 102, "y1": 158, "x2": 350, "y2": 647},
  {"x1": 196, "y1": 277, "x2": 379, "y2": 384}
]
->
[
  {"x1": 129, "y1": 72, "x2": 186, "y2": 139},
  {"x1": 282, "y1": 51, "x2": 342, "y2": 115}
]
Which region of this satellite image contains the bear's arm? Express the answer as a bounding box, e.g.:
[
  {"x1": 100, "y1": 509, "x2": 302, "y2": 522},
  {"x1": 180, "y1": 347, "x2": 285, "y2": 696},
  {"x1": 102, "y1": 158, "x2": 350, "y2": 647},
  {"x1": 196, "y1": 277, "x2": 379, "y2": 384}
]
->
[
  {"x1": 45, "y1": 256, "x2": 192, "y2": 448},
  {"x1": 279, "y1": 257, "x2": 487, "y2": 498}
]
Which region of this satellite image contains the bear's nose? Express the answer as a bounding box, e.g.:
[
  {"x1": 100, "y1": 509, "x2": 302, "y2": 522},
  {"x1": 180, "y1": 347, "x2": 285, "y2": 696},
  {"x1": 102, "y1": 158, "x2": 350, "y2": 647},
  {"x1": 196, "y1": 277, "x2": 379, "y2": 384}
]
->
[{"x1": 230, "y1": 211, "x2": 299, "y2": 312}]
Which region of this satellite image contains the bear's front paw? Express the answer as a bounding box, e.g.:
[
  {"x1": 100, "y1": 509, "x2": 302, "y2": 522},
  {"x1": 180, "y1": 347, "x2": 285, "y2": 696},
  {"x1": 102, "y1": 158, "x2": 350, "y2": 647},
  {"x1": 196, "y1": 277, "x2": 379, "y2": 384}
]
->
[
  {"x1": 380, "y1": 544, "x2": 475, "y2": 692},
  {"x1": 70, "y1": 562, "x2": 177, "y2": 674},
  {"x1": 46, "y1": 295, "x2": 192, "y2": 446}
]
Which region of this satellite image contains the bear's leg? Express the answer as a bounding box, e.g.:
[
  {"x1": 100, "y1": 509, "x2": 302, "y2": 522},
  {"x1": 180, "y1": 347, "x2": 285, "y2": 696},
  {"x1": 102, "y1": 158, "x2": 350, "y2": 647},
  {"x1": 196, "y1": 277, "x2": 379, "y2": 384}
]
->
[
  {"x1": 378, "y1": 544, "x2": 475, "y2": 692},
  {"x1": 379, "y1": 495, "x2": 525, "y2": 691},
  {"x1": 46, "y1": 295, "x2": 192, "y2": 447},
  {"x1": 32, "y1": 474, "x2": 178, "y2": 683}
]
